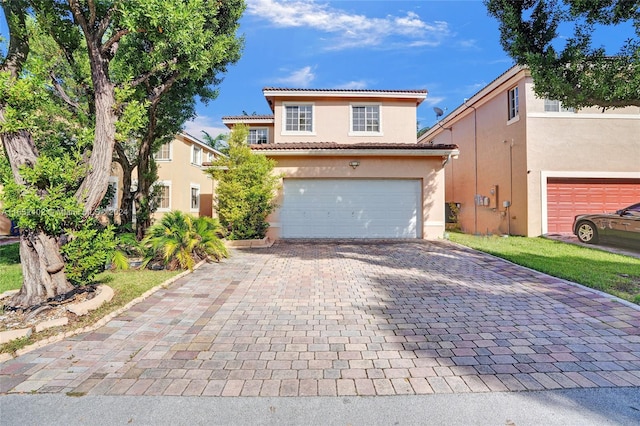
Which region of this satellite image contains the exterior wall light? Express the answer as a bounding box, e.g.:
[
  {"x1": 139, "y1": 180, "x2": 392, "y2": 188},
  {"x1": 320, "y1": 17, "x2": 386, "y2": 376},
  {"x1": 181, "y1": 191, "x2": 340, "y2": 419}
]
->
[{"x1": 349, "y1": 160, "x2": 360, "y2": 169}]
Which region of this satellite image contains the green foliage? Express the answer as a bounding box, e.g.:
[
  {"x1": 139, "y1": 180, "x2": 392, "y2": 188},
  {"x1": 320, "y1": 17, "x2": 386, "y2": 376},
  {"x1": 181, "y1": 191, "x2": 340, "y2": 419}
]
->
[
  {"x1": 109, "y1": 232, "x2": 149, "y2": 270},
  {"x1": 60, "y1": 221, "x2": 117, "y2": 286},
  {"x1": 208, "y1": 124, "x2": 281, "y2": 240},
  {"x1": 144, "y1": 211, "x2": 228, "y2": 270},
  {"x1": 1, "y1": 154, "x2": 85, "y2": 234},
  {"x1": 485, "y1": 0, "x2": 640, "y2": 109},
  {"x1": 201, "y1": 130, "x2": 229, "y2": 154}
]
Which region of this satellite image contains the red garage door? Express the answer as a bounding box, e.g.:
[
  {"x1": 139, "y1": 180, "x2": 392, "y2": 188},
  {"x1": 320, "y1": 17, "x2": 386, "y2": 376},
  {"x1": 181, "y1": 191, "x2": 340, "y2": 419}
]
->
[{"x1": 547, "y1": 178, "x2": 640, "y2": 234}]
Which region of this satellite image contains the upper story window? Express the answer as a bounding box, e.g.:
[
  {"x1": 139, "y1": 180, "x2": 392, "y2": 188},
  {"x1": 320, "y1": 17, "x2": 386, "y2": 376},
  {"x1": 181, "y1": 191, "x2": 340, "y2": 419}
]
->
[
  {"x1": 544, "y1": 99, "x2": 575, "y2": 113},
  {"x1": 508, "y1": 86, "x2": 519, "y2": 120},
  {"x1": 154, "y1": 142, "x2": 172, "y2": 161},
  {"x1": 284, "y1": 104, "x2": 313, "y2": 133},
  {"x1": 351, "y1": 104, "x2": 381, "y2": 134},
  {"x1": 191, "y1": 145, "x2": 202, "y2": 166},
  {"x1": 248, "y1": 128, "x2": 269, "y2": 144}
]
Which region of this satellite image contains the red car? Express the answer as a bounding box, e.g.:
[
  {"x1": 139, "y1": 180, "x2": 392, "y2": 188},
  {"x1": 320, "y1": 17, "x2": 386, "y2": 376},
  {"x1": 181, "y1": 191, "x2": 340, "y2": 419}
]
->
[{"x1": 573, "y1": 203, "x2": 640, "y2": 248}]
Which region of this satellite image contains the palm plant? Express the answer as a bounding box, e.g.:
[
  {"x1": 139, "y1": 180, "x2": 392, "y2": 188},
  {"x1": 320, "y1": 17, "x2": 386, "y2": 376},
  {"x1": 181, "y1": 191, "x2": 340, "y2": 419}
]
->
[{"x1": 143, "y1": 211, "x2": 228, "y2": 270}]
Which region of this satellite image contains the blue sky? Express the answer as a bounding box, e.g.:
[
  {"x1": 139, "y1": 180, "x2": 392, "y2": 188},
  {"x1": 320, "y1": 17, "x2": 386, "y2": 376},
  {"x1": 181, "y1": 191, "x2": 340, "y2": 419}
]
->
[
  {"x1": 1, "y1": 1, "x2": 634, "y2": 139},
  {"x1": 188, "y1": 0, "x2": 515, "y2": 137}
]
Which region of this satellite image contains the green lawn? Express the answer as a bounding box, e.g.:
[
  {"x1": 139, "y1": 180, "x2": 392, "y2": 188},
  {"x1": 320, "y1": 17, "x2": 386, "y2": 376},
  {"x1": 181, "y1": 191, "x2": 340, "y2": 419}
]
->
[
  {"x1": 1, "y1": 242, "x2": 180, "y2": 354},
  {"x1": 448, "y1": 232, "x2": 640, "y2": 304},
  {"x1": 0, "y1": 243, "x2": 22, "y2": 294}
]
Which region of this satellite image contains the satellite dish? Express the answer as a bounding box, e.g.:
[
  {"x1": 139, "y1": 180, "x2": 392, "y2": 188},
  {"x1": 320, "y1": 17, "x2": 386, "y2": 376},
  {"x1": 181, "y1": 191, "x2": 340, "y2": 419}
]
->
[{"x1": 433, "y1": 107, "x2": 444, "y2": 118}]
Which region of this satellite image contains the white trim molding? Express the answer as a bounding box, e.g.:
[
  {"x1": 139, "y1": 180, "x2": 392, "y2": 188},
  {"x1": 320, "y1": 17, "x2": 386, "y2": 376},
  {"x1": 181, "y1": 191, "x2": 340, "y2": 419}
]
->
[
  {"x1": 349, "y1": 102, "x2": 383, "y2": 137},
  {"x1": 282, "y1": 102, "x2": 316, "y2": 136},
  {"x1": 154, "y1": 180, "x2": 172, "y2": 212},
  {"x1": 190, "y1": 183, "x2": 201, "y2": 212}
]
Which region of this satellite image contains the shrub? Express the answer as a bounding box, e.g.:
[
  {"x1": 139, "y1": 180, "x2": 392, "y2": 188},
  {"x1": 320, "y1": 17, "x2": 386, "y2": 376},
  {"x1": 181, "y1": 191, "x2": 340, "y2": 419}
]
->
[
  {"x1": 208, "y1": 124, "x2": 281, "y2": 240},
  {"x1": 60, "y1": 220, "x2": 117, "y2": 286},
  {"x1": 143, "y1": 211, "x2": 228, "y2": 270}
]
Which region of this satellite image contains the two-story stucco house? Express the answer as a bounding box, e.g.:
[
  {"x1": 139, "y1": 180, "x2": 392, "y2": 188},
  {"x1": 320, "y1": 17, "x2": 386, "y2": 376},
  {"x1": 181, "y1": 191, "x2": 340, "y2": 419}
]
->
[
  {"x1": 108, "y1": 132, "x2": 222, "y2": 222},
  {"x1": 0, "y1": 133, "x2": 220, "y2": 236},
  {"x1": 223, "y1": 88, "x2": 459, "y2": 240},
  {"x1": 419, "y1": 65, "x2": 640, "y2": 237}
]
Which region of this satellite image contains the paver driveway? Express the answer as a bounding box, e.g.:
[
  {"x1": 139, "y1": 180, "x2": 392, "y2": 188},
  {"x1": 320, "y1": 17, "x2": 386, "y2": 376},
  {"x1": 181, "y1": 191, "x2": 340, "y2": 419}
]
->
[{"x1": 2, "y1": 241, "x2": 639, "y2": 396}]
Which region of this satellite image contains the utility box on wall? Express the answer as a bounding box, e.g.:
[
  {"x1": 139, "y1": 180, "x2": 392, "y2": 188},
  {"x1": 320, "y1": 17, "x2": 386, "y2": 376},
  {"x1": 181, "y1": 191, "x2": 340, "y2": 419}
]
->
[{"x1": 489, "y1": 185, "x2": 498, "y2": 209}]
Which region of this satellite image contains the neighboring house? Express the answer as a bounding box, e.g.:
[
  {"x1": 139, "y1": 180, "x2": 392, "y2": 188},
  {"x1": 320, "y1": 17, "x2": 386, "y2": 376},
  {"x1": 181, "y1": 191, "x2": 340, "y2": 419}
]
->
[
  {"x1": 0, "y1": 133, "x2": 220, "y2": 236},
  {"x1": 109, "y1": 132, "x2": 222, "y2": 222},
  {"x1": 419, "y1": 65, "x2": 640, "y2": 237},
  {"x1": 223, "y1": 88, "x2": 459, "y2": 240}
]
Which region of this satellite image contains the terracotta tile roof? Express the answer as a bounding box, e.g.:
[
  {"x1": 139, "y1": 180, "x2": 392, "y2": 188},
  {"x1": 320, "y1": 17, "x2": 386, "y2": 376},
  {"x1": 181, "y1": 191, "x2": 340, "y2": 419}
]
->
[
  {"x1": 250, "y1": 142, "x2": 457, "y2": 151},
  {"x1": 221, "y1": 115, "x2": 274, "y2": 120},
  {"x1": 262, "y1": 88, "x2": 427, "y2": 94}
]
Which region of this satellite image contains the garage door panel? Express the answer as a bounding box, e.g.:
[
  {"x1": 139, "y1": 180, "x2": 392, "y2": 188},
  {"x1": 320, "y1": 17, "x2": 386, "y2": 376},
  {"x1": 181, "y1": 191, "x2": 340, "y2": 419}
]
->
[
  {"x1": 282, "y1": 179, "x2": 421, "y2": 238},
  {"x1": 547, "y1": 178, "x2": 640, "y2": 233}
]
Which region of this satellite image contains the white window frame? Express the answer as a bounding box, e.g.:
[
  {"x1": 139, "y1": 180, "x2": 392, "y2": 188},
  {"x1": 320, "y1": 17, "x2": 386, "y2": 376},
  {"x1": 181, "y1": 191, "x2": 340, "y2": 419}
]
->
[
  {"x1": 154, "y1": 141, "x2": 173, "y2": 161},
  {"x1": 191, "y1": 145, "x2": 202, "y2": 166},
  {"x1": 155, "y1": 180, "x2": 171, "y2": 212},
  {"x1": 190, "y1": 183, "x2": 200, "y2": 212},
  {"x1": 106, "y1": 177, "x2": 119, "y2": 211},
  {"x1": 544, "y1": 99, "x2": 575, "y2": 113},
  {"x1": 508, "y1": 86, "x2": 519, "y2": 121},
  {"x1": 248, "y1": 127, "x2": 269, "y2": 144},
  {"x1": 282, "y1": 103, "x2": 315, "y2": 135},
  {"x1": 349, "y1": 103, "x2": 383, "y2": 136}
]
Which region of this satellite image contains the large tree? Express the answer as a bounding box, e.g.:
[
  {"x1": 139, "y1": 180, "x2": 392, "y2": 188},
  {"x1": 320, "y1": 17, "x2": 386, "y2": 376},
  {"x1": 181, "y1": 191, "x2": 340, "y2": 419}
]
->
[
  {"x1": 485, "y1": 0, "x2": 640, "y2": 109},
  {"x1": 1, "y1": 0, "x2": 244, "y2": 308}
]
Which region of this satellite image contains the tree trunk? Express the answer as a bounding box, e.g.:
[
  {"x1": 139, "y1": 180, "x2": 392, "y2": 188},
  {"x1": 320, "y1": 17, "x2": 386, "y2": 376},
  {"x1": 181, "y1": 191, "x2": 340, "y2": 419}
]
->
[
  {"x1": 1, "y1": 129, "x2": 75, "y2": 308},
  {"x1": 114, "y1": 143, "x2": 135, "y2": 230},
  {"x1": 6, "y1": 233, "x2": 74, "y2": 309},
  {"x1": 134, "y1": 106, "x2": 159, "y2": 240}
]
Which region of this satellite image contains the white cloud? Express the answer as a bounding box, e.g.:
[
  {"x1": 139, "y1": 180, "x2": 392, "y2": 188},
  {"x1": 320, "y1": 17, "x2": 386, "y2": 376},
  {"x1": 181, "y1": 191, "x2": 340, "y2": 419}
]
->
[
  {"x1": 246, "y1": 0, "x2": 451, "y2": 50},
  {"x1": 182, "y1": 115, "x2": 228, "y2": 141},
  {"x1": 274, "y1": 66, "x2": 316, "y2": 87},
  {"x1": 422, "y1": 96, "x2": 446, "y2": 107},
  {"x1": 335, "y1": 80, "x2": 369, "y2": 90}
]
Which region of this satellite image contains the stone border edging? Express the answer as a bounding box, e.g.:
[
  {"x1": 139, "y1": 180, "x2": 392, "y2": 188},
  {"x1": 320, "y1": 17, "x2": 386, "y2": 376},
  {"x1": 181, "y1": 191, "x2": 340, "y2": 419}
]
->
[
  {"x1": 225, "y1": 237, "x2": 274, "y2": 248},
  {"x1": 0, "y1": 260, "x2": 206, "y2": 363}
]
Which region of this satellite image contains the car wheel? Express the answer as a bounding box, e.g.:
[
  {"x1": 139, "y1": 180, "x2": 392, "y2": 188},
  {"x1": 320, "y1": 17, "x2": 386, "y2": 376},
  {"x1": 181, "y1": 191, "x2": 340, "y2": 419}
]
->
[{"x1": 576, "y1": 221, "x2": 598, "y2": 244}]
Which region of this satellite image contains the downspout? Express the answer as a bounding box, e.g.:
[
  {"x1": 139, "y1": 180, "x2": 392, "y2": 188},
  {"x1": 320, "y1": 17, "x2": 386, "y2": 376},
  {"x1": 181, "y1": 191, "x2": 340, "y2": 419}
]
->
[{"x1": 464, "y1": 99, "x2": 478, "y2": 235}]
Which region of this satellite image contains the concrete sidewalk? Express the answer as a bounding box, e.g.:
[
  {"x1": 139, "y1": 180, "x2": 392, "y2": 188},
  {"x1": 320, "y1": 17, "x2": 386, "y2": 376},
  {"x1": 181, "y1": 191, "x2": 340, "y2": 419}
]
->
[{"x1": 1, "y1": 387, "x2": 639, "y2": 425}]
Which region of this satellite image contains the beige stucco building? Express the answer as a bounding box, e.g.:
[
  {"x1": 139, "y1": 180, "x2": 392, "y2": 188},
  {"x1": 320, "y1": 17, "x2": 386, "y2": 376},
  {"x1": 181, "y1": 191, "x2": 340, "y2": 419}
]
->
[
  {"x1": 419, "y1": 65, "x2": 640, "y2": 237},
  {"x1": 223, "y1": 88, "x2": 459, "y2": 240},
  {"x1": 109, "y1": 132, "x2": 221, "y2": 223}
]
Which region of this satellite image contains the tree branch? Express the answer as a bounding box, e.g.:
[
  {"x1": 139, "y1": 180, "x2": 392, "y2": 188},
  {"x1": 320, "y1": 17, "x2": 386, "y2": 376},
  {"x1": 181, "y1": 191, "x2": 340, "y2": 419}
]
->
[
  {"x1": 101, "y1": 28, "x2": 130, "y2": 56},
  {"x1": 128, "y1": 58, "x2": 179, "y2": 89},
  {"x1": 96, "y1": 6, "x2": 115, "y2": 42},
  {"x1": 1, "y1": 0, "x2": 30, "y2": 78},
  {"x1": 149, "y1": 71, "x2": 180, "y2": 107},
  {"x1": 88, "y1": 0, "x2": 96, "y2": 28},
  {"x1": 49, "y1": 71, "x2": 83, "y2": 112}
]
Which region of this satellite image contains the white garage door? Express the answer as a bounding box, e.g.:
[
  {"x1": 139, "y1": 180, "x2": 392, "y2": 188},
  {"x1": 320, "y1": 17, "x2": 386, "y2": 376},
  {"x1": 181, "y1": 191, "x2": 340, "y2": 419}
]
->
[{"x1": 281, "y1": 179, "x2": 421, "y2": 238}]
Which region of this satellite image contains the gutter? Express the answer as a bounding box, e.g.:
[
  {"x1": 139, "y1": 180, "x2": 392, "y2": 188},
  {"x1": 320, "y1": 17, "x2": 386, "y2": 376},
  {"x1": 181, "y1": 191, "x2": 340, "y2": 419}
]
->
[{"x1": 253, "y1": 148, "x2": 460, "y2": 157}]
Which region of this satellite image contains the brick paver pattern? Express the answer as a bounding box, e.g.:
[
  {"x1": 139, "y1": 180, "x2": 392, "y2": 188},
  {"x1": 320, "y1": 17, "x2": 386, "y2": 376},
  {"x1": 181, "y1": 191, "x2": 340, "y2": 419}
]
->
[{"x1": 2, "y1": 241, "x2": 639, "y2": 396}]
